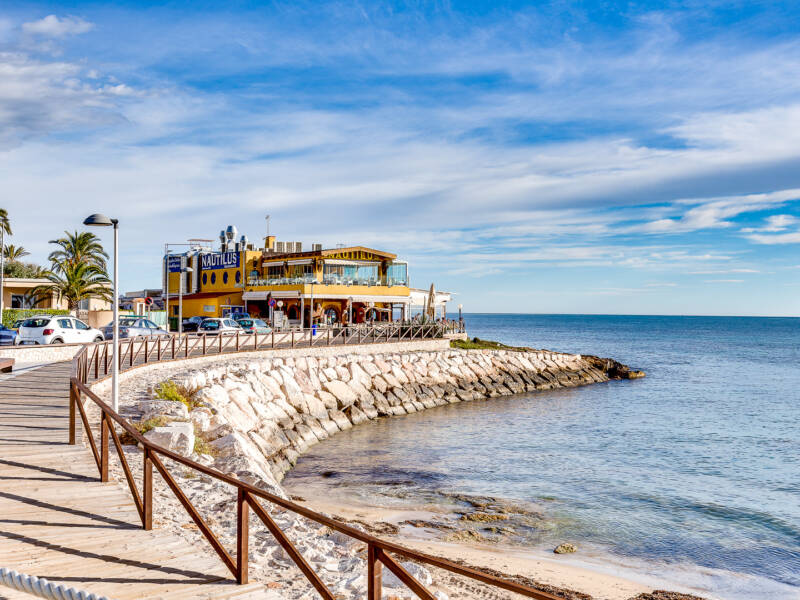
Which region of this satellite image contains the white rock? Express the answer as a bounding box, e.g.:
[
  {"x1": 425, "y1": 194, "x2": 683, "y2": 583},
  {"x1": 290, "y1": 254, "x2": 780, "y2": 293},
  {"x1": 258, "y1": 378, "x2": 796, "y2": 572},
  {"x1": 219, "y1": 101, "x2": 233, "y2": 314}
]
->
[
  {"x1": 383, "y1": 562, "x2": 433, "y2": 587},
  {"x1": 323, "y1": 380, "x2": 357, "y2": 408},
  {"x1": 139, "y1": 399, "x2": 189, "y2": 422},
  {"x1": 144, "y1": 422, "x2": 194, "y2": 456}
]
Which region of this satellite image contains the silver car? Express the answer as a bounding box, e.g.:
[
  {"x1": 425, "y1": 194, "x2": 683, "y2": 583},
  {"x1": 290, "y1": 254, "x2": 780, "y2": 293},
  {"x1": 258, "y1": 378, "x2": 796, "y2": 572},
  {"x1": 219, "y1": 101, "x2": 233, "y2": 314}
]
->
[{"x1": 102, "y1": 317, "x2": 170, "y2": 340}]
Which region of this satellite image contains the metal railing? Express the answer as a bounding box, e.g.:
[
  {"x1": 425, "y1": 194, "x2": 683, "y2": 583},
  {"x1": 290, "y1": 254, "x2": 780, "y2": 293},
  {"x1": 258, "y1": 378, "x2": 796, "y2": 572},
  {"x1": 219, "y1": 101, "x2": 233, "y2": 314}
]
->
[{"x1": 68, "y1": 323, "x2": 558, "y2": 600}]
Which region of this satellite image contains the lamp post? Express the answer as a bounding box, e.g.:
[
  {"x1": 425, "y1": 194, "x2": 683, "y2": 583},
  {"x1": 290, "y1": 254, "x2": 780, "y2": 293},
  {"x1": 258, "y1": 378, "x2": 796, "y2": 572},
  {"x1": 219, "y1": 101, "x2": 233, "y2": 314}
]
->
[
  {"x1": 458, "y1": 303, "x2": 464, "y2": 333},
  {"x1": 178, "y1": 266, "x2": 193, "y2": 336},
  {"x1": 277, "y1": 301, "x2": 284, "y2": 330},
  {"x1": 83, "y1": 214, "x2": 119, "y2": 412}
]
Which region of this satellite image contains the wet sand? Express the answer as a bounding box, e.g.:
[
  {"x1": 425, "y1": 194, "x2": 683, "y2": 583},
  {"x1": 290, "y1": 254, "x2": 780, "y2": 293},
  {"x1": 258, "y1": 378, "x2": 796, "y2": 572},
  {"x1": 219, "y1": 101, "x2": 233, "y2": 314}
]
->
[{"x1": 284, "y1": 480, "x2": 713, "y2": 600}]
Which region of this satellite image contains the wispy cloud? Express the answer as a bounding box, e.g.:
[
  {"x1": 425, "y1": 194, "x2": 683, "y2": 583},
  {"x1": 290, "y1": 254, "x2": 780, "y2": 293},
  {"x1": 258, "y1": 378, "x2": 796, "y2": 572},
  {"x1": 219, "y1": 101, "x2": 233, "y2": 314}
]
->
[{"x1": 22, "y1": 15, "x2": 93, "y2": 37}]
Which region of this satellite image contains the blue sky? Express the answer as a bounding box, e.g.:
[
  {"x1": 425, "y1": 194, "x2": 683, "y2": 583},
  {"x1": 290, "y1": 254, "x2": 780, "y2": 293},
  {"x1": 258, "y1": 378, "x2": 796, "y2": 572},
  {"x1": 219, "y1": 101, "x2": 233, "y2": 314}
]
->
[{"x1": 2, "y1": 1, "x2": 800, "y2": 315}]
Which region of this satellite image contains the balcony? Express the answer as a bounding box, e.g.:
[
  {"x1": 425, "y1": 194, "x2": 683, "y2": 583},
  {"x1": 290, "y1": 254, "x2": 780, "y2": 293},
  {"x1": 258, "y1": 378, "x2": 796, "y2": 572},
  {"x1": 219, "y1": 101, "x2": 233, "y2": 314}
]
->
[{"x1": 247, "y1": 276, "x2": 408, "y2": 288}]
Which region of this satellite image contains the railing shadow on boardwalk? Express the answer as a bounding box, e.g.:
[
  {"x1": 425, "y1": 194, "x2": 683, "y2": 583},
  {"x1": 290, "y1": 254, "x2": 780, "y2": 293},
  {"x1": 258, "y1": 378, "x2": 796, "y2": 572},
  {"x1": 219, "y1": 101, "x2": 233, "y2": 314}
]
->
[{"x1": 69, "y1": 322, "x2": 564, "y2": 600}]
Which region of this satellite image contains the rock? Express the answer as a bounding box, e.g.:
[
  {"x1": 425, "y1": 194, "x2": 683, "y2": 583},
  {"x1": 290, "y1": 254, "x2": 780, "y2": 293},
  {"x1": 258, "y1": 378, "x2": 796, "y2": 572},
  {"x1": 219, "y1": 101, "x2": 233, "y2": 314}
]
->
[
  {"x1": 372, "y1": 375, "x2": 388, "y2": 393},
  {"x1": 317, "y1": 390, "x2": 338, "y2": 410},
  {"x1": 139, "y1": 399, "x2": 189, "y2": 422},
  {"x1": 144, "y1": 422, "x2": 194, "y2": 456},
  {"x1": 328, "y1": 409, "x2": 352, "y2": 431},
  {"x1": 383, "y1": 562, "x2": 432, "y2": 587},
  {"x1": 323, "y1": 380, "x2": 357, "y2": 409},
  {"x1": 189, "y1": 407, "x2": 212, "y2": 432},
  {"x1": 553, "y1": 543, "x2": 577, "y2": 554},
  {"x1": 344, "y1": 405, "x2": 368, "y2": 425}
]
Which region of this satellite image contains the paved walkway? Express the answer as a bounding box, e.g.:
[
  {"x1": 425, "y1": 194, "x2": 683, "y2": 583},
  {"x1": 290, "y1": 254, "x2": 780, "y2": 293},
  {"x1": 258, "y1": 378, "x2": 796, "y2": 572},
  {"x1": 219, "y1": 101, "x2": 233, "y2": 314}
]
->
[{"x1": 0, "y1": 362, "x2": 275, "y2": 600}]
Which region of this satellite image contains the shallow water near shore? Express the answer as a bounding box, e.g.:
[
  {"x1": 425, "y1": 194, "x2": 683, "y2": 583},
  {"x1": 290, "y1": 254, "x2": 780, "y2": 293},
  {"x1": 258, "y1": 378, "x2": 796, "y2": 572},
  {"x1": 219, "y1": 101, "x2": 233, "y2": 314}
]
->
[{"x1": 283, "y1": 314, "x2": 800, "y2": 599}]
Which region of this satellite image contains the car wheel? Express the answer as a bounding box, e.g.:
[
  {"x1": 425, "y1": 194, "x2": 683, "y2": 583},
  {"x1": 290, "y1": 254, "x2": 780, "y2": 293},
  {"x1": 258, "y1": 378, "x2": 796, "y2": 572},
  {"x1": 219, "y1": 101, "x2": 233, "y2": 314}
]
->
[
  {"x1": 94, "y1": 336, "x2": 104, "y2": 343},
  {"x1": 50, "y1": 338, "x2": 63, "y2": 344}
]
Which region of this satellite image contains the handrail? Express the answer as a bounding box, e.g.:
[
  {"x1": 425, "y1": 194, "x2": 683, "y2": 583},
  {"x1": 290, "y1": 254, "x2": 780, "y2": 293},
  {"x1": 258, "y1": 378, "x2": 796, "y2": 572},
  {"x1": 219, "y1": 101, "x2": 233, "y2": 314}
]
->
[{"x1": 67, "y1": 322, "x2": 560, "y2": 600}]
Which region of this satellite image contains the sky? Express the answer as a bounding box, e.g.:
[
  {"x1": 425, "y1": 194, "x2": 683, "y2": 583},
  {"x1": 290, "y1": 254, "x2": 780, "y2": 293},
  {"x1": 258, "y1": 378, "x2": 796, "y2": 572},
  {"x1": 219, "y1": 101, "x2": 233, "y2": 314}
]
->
[{"x1": 2, "y1": 1, "x2": 800, "y2": 316}]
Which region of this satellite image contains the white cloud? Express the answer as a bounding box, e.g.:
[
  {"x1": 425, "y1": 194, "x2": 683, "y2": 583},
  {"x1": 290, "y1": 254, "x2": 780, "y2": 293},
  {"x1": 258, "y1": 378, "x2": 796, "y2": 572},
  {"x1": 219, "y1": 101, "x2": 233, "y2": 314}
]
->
[
  {"x1": 22, "y1": 15, "x2": 94, "y2": 38},
  {"x1": 741, "y1": 214, "x2": 798, "y2": 233},
  {"x1": 745, "y1": 230, "x2": 800, "y2": 245},
  {"x1": 704, "y1": 279, "x2": 744, "y2": 283}
]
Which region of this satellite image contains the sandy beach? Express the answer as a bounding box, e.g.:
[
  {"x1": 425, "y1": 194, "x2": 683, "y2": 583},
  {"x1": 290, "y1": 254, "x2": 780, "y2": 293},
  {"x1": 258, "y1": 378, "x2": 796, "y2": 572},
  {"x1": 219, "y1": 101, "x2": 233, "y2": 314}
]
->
[{"x1": 283, "y1": 480, "x2": 712, "y2": 600}]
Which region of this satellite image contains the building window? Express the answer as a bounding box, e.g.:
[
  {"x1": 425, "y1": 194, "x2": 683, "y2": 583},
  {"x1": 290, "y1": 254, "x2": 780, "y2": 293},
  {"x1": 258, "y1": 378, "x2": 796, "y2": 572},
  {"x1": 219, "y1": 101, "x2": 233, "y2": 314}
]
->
[
  {"x1": 11, "y1": 294, "x2": 33, "y2": 309},
  {"x1": 202, "y1": 273, "x2": 207, "y2": 285},
  {"x1": 235, "y1": 271, "x2": 241, "y2": 283},
  {"x1": 211, "y1": 273, "x2": 216, "y2": 284},
  {"x1": 223, "y1": 272, "x2": 228, "y2": 284},
  {"x1": 387, "y1": 262, "x2": 408, "y2": 286}
]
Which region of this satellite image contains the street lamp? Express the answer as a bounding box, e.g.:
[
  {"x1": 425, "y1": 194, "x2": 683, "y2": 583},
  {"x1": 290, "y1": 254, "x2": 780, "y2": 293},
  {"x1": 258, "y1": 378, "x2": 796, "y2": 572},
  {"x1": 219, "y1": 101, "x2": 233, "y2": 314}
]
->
[
  {"x1": 83, "y1": 213, "x2": 119, "y2": 412},
  {"x1": 178, "y1": 266, "x2": 193, "y2": 336},
  {"x1": 458, "y1": 304, "x2": 463, "y2": 321}
]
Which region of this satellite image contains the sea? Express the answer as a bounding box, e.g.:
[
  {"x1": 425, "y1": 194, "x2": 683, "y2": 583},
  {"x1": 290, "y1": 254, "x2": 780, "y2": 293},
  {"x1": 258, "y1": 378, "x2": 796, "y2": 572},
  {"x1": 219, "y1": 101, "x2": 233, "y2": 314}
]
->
[{"x1": 283, "y1": 314, "x2": 800, "y2": 599}]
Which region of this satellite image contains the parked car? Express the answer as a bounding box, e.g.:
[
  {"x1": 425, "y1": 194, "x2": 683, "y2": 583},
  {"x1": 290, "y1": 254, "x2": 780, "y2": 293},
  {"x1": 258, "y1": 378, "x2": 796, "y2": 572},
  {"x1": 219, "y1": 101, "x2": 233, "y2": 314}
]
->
[
  {"x1": 0, "y1": 325, "x2": 18, "y2": 346},
  {"x1": 198, "y1": 317, "x2": 243, "y2": 335},
  {"x1": 17, "y1": 316, "x2": 104, "y2": 345},
  {"x1": 101, "y1": 317, "x2": 170, "y2": 340},
  {"x1": 228, "y1": 311, "x2": 250, "y2": 321},
  {"x1": 181, "y1": 316, "x2": 207, "y2": 332},
  {"x1": 235, "y1": 317, "x2": 272, "y2": 334},
  {"x1": 12, "y1": 319, "x2": 25, "y2": 330}
]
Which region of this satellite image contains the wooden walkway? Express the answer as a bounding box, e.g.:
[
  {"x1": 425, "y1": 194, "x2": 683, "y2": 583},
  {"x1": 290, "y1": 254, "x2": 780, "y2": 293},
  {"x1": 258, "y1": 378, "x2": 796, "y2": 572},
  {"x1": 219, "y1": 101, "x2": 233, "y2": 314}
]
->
[{"x1": 0, "y1": 362, "x2": 279, "y2": 600}]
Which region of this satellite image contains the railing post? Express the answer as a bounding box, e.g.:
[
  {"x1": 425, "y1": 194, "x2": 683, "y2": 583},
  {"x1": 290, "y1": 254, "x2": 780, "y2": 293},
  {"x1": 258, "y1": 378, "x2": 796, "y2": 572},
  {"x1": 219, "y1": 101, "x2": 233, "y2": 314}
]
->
[
  {"x1": 327, "y1": 328, "x2": 331, "y2": 346},
  {"x1": 100, "y1": 413, "x2": 109, "y2": 482},
  {"x1": 236, "y1": 489, "x2": 249, "y2": 584},
  {"x1": 143, "y1": 448, "x2": 153, "y2": 530},
  {"x1": 368, "y1": 543, "x2": 382, "y2": 600},
  {"x1": 203, "y1": 334, "x2": 206, "y2": 355},
  {"x1": 157, "y1": 336, "x2": 162, "y2": 361},
  {"x1": 94, "y1": 347, "x2": 99, "y2": 379},
  {"x1": 254, "y1": 331, "x2": 258, "y2": 350},
  {"x1": 291, "y1": 330, "x2": 295, "y2": 348},
  {"x1": 69, "y1": 380, "x2": 77, "y2": 445},
  {"x1": 271, "y1": 329, "x2": 275, "y2": 349},
  {"x1": 185, "y1": 335, "x2": 189, "y2": 358},
  {"x1": 218, "y1": 333, "x2": 222, "y2": 353},
  {"x1": 171, "y1": 336, "x2": 176, "y2": 359},
  {"x1": 144, "y1": 338, "x2": 149, "y2": 363},
  {"x1": 129, "y1": 338, "x2": 134, "y2": 367}
]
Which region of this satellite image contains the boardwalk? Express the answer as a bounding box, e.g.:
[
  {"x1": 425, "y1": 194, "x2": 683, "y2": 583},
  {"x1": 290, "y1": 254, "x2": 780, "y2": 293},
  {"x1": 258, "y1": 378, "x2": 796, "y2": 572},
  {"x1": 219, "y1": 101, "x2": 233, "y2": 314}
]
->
[{"x1": 0, "y1": 362, "x2": 278, "y2": 600}]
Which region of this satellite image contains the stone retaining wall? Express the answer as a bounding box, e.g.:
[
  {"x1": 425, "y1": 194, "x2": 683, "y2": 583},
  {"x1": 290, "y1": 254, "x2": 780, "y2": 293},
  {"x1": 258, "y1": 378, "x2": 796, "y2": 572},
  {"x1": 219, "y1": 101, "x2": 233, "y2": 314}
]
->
[{"x1": 103, "y1": 344, "x2": 640, "y2": 498}]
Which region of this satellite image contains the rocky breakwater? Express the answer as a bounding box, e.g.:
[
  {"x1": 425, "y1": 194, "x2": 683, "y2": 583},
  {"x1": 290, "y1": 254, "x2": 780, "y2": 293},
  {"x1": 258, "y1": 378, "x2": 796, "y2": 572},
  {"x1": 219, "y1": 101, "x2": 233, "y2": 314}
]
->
[
  {"x1": 102, "y1": 346, "x2": 645, "y2": 599},
  {"x1": 132, "y1": 347, "x2": 644, "y2": 495}
]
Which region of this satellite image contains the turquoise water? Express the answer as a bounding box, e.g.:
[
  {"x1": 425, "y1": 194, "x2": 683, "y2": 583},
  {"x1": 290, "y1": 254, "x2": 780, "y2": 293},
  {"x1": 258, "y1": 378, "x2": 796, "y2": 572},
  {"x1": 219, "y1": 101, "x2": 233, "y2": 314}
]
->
[{"x1": 284, "y1": 315, "x2": 800, "y2": 598}]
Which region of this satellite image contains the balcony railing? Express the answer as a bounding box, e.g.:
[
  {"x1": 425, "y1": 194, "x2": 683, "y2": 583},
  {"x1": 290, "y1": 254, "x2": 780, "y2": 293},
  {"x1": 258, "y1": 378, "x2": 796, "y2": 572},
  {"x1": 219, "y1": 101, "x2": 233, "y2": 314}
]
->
[{"x1": 247, "y1": 276, "x2": 408, "y2": 287}]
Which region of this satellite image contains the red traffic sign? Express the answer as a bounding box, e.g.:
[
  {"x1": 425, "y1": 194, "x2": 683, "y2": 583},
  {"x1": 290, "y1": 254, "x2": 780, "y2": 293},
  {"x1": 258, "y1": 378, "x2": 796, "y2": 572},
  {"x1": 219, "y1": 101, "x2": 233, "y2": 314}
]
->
[
  {"x1": 268, "y1": 298, "x2": 277, "y2": 307},
  {"x1": 145, "y1": 297, "x2": 154, "y2": 306}
]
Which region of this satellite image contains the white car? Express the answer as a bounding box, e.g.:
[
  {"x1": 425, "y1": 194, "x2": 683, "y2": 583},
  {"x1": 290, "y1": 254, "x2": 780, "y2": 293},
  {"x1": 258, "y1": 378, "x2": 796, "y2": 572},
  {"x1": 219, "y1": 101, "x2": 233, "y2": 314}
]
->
[
  {"x1": 17, "y1": 315, "x2": 105, "y2": 345},
  {"x1": 198, "y1": 317, "x2": 243, "y2": 335}
]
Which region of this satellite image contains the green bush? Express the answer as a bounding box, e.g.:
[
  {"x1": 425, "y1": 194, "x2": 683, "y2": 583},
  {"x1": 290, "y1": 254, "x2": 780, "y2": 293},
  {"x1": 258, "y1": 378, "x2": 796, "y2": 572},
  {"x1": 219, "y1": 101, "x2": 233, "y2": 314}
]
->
[
  {"x1": 450, "y1": 337, "x2": 530, "y2": 352},
  {"x1": 3, "y1": 308, "x2": 70, "y2": 328},
  {"x1": 154, "y1": 380, "x2": 202, "y2": 410}
]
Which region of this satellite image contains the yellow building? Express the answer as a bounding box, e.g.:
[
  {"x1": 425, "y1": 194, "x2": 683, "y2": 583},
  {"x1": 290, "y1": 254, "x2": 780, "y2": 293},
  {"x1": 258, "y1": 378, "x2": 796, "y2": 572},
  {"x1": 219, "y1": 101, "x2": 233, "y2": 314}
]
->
[{"x1": 164, "y1": 229, "x2": 410, "y2": 327}]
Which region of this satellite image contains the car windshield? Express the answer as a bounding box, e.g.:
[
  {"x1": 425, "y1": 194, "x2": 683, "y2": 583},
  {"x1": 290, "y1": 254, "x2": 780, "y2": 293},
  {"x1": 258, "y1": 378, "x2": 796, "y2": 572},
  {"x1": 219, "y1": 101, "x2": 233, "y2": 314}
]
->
[
  {"x1": 22, "y1": 318, "x2": 50, "y2": 328},
  {"x1": 120, "y1": 318, "x2": 139, "y2": 326},
  {"x1": 254, "y1": 320, "x2": 267, "y2": 327},
  {"x1": 237, "y1": 319, "x2": 253, "y2": 327},
  {"x1": 201, "y1": 320, "x2": 220, "y2": 329}
]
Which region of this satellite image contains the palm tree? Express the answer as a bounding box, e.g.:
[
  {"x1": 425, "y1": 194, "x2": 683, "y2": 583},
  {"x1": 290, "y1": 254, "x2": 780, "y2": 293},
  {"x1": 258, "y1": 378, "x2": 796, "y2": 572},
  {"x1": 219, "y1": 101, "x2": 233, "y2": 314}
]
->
[
  {"x1": 0, "y1": 209, "x2": 11, "y2": 236},
  {"x1": 31, "y1": 262, "x2": 112, "y2": 313},
  {"x1": 48, "y1": 231, "x2": 108, "y2": 270},
  {"x1": 4, "y1": 244, "x2": 29, "y2": 261}
]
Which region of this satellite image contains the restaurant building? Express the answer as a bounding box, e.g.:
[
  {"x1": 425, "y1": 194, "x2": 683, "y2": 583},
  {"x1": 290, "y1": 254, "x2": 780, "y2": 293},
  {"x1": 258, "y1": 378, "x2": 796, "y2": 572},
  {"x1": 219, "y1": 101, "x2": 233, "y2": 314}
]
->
[{"x1": 163, "y1": 226, "x2": 414, "y2": 327}]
